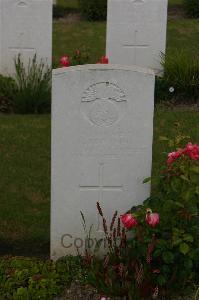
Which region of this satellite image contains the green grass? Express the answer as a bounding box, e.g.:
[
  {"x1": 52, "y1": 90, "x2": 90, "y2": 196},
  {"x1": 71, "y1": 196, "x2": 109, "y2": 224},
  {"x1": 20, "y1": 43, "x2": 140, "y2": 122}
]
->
[
  {"x1": 57, "y1": 0, "x2": 79, "y2": 9},
  {"x1": 169, "y1": 0, "x2": 183, "y2": 6},
  {"x1": 53, "y1": 21, "x2": 106, "y2": 67},
  {"x1": 167, "y1": 19, "x2": 199, "y2": 57},
  {"x1": 0, "y1": 109, "x2": 198, "y2": 256},
  {"x1": 0, "y1": 115, "x2": 51, "y2": 256}
]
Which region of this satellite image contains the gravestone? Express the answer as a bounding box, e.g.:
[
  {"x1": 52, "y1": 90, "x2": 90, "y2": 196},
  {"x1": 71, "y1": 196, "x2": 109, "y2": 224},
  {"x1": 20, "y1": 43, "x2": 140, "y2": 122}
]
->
[
  {"x1": 106, "y1": 0, "x2": 168, "y2": 75},
  {"x1": 51, "y1": 64, "x2": 155, "y2": 260},
  {"x1": 0, "y1": 0, "x2": 52, "y2": 75}
]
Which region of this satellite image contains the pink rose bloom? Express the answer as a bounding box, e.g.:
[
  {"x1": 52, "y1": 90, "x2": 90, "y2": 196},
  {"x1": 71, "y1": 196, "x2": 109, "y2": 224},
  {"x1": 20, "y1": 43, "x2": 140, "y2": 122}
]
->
[
  {"x1": 146, "y1": 209, "x2": 160, "y2": 228},
  {"x1": 152, "y1": 269, "x2": 160, "y2": 274},
  {"x1": 167, "y1": 150, "x2": 184, "y2": 165},
  {"x1": 96, "y1": 56, "x2": 109, "y2": 64},
  {"x1": 100, "y1": 56, "x2": 109, "y2": 64},
  {"x1": 121, "y1": 214, "x2": 138, "y2": 229},
  {"x1": 60, "y1": 55, "x2": 70, "y2": 67},
  {"x1": 185, "y1": 142, "x2": 199, "y2": 160}
]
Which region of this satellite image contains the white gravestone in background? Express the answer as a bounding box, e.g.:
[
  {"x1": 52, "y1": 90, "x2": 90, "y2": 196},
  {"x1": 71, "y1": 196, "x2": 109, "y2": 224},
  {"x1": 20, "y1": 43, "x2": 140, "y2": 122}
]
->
[
  {"x1": 51, "y1": 64, "x2": 155, "y2": 260},
  {"x1": 106, "y1": 0, "x2": 168, "y2": 75},
  {"x1": 0, "y1": 0, "x2": 52, "y2": 75}
]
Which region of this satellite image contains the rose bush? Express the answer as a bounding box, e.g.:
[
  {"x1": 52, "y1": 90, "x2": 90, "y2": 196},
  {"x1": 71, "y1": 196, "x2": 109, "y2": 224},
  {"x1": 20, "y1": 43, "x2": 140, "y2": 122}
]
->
[
  {"x1": 60, "y1": 50, "x2": 108, "y2": 67},
  {"x1": 84, "y1": 137, "x2": 199, "y2": 299},
  {"x1": 60, "y1": 48, "x2": 90, "y2": 67}
]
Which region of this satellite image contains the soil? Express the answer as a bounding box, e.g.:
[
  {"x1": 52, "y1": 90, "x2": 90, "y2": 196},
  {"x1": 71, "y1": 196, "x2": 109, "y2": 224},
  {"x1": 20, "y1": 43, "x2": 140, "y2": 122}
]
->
[
  {"x1": 54, "y1": 13, "x2": 82, "y2": 23},
  {"x1": 158, "y1": 102, "x2": 199, "y2": 111},
  {"x1": 54, "y1": 281, "x2": 195, "y2": 300},
  {"x1": 168, "y1": 5, "x2": 186, "y2": 20},
  {"x1": 53, "y1": 5, "x2": 186, "y2": 23},
  {"x1": 54, "y1": 280, "x2": 125, "y2": 300}
]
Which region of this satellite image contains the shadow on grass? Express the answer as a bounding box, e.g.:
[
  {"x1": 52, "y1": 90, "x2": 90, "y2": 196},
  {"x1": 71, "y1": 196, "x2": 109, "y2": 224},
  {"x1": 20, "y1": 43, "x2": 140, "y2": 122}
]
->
[{"x1": 0, "y1": 238, "x2": 49, "y2": 258}]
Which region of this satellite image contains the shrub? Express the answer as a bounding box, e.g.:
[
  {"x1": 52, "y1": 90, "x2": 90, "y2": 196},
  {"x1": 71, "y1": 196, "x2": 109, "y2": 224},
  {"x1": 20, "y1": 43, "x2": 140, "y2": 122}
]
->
[
  {"x1": 13, "y1": 54, "x2": 51, "y2": 114},
  {"x1": 53, "y1": 5, "x2": 68, "y2": 18},
  {"x1": 53, "y1": 4, "x2": 79, "y2": 19},
  {"x1": 0, "y1": 256, "x2": 84, "y2": 300},
  {"x1": 59, "y1": 47, "x2": 90, "y2": 67},
  {"x1": 155, "y1": 51, "x2": 199, "y2": 103},
  {"x1": 0, "y1": 75, "x2": 16, "y2": 113},
  {"x1": 78, "y1": 0, "x2": 107, "y2": 21},
  {"x1": 84, "y1": 134, "x2": 199, "y2": 299},
  {"x1": 183, "y1": 0, "x2": 199, "y2": 18}
]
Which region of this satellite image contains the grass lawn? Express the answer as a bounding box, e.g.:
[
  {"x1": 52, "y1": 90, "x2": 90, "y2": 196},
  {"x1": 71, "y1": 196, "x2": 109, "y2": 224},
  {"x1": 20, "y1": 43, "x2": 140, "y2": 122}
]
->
[
  {"x1": 0, "y1": 109, "x2": 198, "y2": 256},
  {"x1": 57, "y1": 0, "x2": 79, "y2": 9},
  {"x1": 0, "y1": 116, "x2": 51, "y2": 256}
]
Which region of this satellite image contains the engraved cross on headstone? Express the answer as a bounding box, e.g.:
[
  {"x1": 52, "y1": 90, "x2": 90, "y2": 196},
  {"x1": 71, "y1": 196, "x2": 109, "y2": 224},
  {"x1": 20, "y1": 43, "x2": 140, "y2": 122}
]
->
[
  {"x1": 79, "y1": 162, "x2": 123, "y2": 202},
  {"x1": 123, "y1": 30, "x2": 149, "y2": 64},
  {"x1": 79, "y1": 162, "x2": 123, "y2": 230},
  {"x1": 9, "y1": 32, "x2": 35, "y2": 56}
]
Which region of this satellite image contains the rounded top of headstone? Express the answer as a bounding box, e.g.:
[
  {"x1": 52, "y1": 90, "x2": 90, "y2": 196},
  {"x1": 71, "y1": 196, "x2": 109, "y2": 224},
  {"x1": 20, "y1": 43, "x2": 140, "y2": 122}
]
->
[{"x1": 53, "y1": 64, "x2": 155, "y2": 76}]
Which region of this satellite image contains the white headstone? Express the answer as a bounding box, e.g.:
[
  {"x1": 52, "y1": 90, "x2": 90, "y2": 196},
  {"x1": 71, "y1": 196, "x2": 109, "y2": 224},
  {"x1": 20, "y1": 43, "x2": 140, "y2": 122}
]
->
[
  {"x1": 106, "y1": 0, "x2": 168, "y2": 75},
  {"x1": 51, "y1": 64, "x2": 155, "y2": 260},
  {"x1": 0, "y1": 0, "x2": 52, "y2": 76}
]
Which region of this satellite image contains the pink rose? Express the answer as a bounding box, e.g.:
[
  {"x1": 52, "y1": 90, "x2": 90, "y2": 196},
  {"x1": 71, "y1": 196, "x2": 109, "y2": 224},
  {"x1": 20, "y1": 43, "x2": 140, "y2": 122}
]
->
[
  {"x1": 96, "y1": 56, "x2": 109, "y2": 64},
  {"x1": 152, "y1": 269, "x2": 160, "y2": 274},
  {"x1": 146, "y1": 209, "x2": 160, "y2": 228},
  {"x1": 121, "y1": 214, "x2": 138, "y2": 229},
  {"x1": 185, "y1": 143, "x2": 199, "y2": 160},
  {"x1": 60, "y1": 55, "x2": 70, "y2": 67},
  {"x1": 167, "y1": 150, "x2": 184, "y2": 165},
  {"x1": 101, "y1": 56, "x2": 109, "y2": 64}
]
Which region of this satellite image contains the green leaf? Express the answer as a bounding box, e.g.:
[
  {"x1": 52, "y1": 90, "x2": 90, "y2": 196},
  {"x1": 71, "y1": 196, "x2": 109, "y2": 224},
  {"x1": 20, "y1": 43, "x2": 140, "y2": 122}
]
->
[
  {"x1": 143, "y1": 177, "x2": 151, "y2": 183},
  {"x1": 184, "y1": 259, "x2": 193, "y2": 269},
  {"x1": 173, "y1": 238, "x2": 182, "y2": 246},
  {"x1": 180, "y1": 175, "x2": 189, "y2": 182},
  {"x1": 183, "y1": 234, "x2": 193, "y2": 243},
  {"x1": 195, "y1": 186, "x2": 199, "y2": 195},
  {"x1": 162, "y1": 251, "x2": 174, "y2": 264},
  {"x1": 179, "y1": 243, "x2": 190, "y2": 255},
  {"x1": 157, "y1": 274, "x2": 167, "y2": 286},
  {"x1": 174, "y1": 201, "x2": 184, "y2": 208},
  {"x1": 159, "y1": 136, "x2": 169, "y2": 141}
]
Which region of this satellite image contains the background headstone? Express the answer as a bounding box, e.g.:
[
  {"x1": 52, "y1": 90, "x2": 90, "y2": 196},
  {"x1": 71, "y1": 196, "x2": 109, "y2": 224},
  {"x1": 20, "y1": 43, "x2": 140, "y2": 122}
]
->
[
  {"x1": 106, "y1": 0, "x2": 168, "y2": 75},
  {"x1": 51, "y1": 64, "x2": 155, "y2": 260},
  {"x1": 0, "y1": 0, "x2": 52, "y2": 76}
]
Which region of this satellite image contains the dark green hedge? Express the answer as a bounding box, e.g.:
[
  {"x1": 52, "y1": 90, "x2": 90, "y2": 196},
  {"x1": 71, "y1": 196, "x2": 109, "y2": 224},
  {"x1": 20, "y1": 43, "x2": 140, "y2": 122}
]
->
[
  {"x1": 78, "y1": 0, "x2": 107, "y2": 21},
  {"x1": 183, "y1": 0, "x2": 199, "y2": 18}
]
